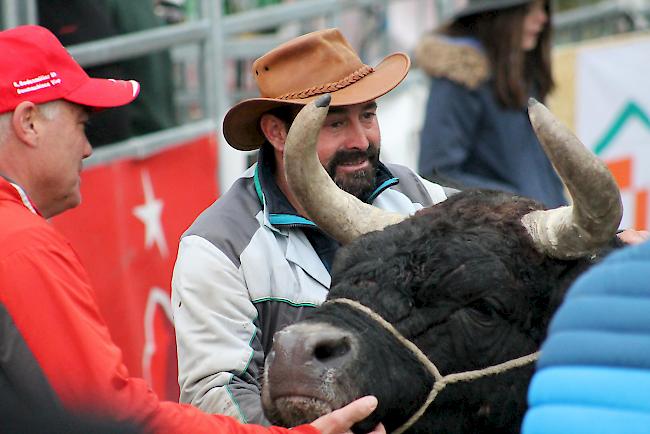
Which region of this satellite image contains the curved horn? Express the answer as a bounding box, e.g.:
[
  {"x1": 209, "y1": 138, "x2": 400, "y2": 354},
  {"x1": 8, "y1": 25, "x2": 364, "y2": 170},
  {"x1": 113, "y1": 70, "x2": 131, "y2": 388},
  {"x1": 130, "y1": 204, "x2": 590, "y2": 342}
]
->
[
  {"x1": 284, "y1": 94, "x2": 406, "y2": 244},
  {"x1": 522, "y1": 98, "x2": 623, "y2": 259}
]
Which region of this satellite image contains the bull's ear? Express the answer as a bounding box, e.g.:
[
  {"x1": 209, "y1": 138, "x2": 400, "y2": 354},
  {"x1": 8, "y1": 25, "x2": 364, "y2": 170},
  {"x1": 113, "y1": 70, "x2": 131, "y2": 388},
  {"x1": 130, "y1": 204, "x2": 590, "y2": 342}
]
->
[
  {"x1": 283, "y1": 95, "x2": 406, "y2": 244},
  {"x1": 522, "y1": 99, "x2": 622, "y2": 259}
]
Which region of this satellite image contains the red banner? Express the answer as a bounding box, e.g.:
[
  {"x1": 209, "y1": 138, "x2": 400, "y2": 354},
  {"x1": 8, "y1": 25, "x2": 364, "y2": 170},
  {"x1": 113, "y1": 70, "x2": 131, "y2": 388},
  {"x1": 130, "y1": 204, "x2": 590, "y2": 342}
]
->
[{"x1": 51, "y1": 135, "x2": 219, "y2": 401}]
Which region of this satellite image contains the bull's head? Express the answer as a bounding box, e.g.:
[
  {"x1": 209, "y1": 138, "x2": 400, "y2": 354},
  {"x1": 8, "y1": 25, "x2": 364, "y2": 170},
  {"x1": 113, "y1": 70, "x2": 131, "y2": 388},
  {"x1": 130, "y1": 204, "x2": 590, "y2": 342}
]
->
[{"x1": 261, "y1": 96, "x2": 623, "y2": 433}]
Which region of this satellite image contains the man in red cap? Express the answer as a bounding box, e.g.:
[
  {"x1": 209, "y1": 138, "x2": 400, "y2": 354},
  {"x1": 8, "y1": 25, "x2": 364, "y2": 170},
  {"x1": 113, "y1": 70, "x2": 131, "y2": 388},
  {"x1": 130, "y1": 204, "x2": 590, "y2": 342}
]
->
[{"x1": 0, "y1": 25, "x2": 382, "y2": 434}]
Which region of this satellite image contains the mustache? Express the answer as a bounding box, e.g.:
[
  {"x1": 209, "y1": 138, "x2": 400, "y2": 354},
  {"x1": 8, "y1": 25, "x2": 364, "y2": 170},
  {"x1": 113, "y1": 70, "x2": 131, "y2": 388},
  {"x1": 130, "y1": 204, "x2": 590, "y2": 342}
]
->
[{"x1": 326, "y1": 144, "x2": 379, "y2": 173}]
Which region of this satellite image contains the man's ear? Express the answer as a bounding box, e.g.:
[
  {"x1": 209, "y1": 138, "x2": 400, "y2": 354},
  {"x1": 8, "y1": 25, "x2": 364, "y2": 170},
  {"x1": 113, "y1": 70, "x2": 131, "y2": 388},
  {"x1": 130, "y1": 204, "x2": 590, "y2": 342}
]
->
[
  {"x1": 260, "y1": 113, "x2": 288, "y2": 152},
  {"x1": 11, "y1": 101, "x2": 40, "y2": 147}
]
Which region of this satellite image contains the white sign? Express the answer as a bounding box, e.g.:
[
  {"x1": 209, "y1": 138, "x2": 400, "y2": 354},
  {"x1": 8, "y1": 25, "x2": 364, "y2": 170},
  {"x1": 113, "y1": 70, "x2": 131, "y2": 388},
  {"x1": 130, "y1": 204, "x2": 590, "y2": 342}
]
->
[{"x1": 576, "y1": 34, "x2": 650, "y2": 230}]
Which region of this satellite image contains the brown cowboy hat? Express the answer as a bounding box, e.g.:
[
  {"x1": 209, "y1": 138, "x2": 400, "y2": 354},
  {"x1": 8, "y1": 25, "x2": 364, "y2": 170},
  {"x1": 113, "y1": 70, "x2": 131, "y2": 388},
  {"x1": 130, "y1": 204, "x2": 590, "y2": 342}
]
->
[{"x1": 223, "y1": 28, "x2": 410, "y2": 151}]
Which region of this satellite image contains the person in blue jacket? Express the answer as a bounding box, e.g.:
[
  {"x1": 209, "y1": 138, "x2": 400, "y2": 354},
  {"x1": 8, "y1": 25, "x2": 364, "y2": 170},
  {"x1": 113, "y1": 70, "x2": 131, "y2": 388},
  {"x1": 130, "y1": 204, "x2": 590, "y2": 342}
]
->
[
  {"x1": 415, "y1": 0, "x2": 567, "y2": 207},
  {"x1": 523, "y1": 239, "x2": 650, "y2": 434}
]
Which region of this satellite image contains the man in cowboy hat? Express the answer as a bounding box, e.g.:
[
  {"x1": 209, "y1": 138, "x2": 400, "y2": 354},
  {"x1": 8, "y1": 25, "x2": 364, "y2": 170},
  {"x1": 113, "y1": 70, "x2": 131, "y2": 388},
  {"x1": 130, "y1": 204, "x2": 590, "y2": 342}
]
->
[
  {"x1": 0, "y1": 24, "x2": 382, "y2": 434},
  {"x1": 171, "y1": 28, "x2": 452, "y2": 424}
]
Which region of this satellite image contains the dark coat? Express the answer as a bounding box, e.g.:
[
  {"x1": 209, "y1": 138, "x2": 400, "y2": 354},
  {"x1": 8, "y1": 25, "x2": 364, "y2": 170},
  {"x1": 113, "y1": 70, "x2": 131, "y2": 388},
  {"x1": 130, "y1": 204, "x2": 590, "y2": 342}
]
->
[{"x1": 415, "y1": 35, "x2": 567, "y2": 208}]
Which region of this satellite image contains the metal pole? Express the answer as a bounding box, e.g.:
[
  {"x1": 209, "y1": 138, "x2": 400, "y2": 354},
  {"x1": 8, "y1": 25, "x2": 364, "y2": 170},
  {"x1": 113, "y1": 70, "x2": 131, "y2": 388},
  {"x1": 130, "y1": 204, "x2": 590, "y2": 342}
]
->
[
  {"x1": 205, "y1": 0, "x2": 248, "y2": 192},
  {"x1": 379, "y1": 0, "x2": 390, "y2": 54},
  {"x1": 222, "y1": 0, "x2": 379, "y2": 35},
  {"x1": 1, "y1": 0, "x2": 37, "y2": 28},
  {"x1": 68, "y1": 21, "x2": 211, "y2": 67},
  {"x1": 2, "y1": 0, "x2": 19, "y2": 28},
  {"x1": 25, "y1": 0, "x2": 37, "y2": 24}
]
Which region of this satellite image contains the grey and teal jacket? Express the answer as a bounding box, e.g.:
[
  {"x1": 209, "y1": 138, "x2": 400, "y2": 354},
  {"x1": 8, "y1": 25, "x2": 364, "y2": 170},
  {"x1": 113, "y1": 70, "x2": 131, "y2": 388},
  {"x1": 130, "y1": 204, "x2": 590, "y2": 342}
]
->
[
  {"x1": 415, "y1": 35, "x2": 567, "y2": 208},
  {"x1": 171, "y1": 147, "x2": 449, "y2": 424},
  {"x1": 523, "y1": 240, "x2": 650, "y2": 434}
]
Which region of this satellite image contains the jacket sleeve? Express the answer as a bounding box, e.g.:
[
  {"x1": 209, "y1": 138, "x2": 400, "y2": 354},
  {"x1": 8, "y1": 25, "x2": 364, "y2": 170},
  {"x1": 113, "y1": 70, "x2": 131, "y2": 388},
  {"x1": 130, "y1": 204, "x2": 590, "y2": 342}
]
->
[
  {"x1": 172, "y1": 234, "x2": 269, "y2": 424},
  {"x1": 418, "y1": 77, "x2": 514, "y2": 192},
  {"x1": 0, "y1": 228, "x2": 316, "y2": 434}
]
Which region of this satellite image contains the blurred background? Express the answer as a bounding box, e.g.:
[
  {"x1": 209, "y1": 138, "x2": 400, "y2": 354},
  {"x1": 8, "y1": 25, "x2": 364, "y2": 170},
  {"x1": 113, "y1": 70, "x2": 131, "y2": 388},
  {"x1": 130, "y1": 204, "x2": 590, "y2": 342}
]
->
[{"x1": 1, "y1": 0, "x2": 648, "y2": 402}]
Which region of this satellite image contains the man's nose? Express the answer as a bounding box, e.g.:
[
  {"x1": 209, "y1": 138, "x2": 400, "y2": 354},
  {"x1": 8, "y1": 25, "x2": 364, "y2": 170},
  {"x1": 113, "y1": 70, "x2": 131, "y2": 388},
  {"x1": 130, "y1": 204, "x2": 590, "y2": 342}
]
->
[
  {"x1": 343, "y1": 119, "x2": 370, "y2": 151},
  {"x1": 83, "y1": 138, "x2": 93, "y2": 159}
]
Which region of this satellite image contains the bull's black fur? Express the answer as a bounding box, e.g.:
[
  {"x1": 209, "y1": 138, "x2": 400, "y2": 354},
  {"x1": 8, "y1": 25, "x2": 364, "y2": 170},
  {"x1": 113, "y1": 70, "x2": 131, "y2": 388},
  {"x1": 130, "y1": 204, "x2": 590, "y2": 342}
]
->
[{"x1": 264, "y1": 189, "x2": 621, "y2": 433}]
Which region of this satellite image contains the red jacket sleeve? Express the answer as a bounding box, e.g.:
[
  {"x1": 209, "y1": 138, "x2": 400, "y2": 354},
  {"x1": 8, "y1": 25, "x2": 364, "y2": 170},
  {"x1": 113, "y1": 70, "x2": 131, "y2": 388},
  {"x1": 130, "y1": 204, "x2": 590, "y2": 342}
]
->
[{"x1": 0, "y1": 225, "x2": 319, "y2": 434}]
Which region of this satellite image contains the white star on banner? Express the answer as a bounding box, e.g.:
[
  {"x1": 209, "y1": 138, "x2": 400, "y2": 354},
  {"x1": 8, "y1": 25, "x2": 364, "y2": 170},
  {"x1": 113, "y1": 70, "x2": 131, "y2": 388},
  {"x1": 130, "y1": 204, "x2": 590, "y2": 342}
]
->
[
  {"x1": 142, "y1": 286, "x2": 173, "y2": 389},
  {"x1": 133, "y1": 170, "x2": 168, "y2": 257}
]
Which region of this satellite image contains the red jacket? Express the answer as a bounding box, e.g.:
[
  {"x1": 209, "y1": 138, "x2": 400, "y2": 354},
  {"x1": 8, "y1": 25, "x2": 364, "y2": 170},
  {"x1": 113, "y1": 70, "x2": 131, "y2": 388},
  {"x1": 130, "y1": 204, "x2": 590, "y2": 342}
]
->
[{"x1": 0, "y1": 177, "x2": 317, "y2": 434}]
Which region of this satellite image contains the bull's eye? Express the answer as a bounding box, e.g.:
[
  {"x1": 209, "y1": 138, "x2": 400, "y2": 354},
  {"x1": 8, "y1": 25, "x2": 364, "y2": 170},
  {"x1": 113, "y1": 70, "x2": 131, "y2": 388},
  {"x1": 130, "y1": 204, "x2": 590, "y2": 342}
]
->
[
  {"x1": 468, "y1": 299, "x2": 496, "y2": 317},
  {"x1": 314, "y1": 337, "x2": 351, "y2": 362}
]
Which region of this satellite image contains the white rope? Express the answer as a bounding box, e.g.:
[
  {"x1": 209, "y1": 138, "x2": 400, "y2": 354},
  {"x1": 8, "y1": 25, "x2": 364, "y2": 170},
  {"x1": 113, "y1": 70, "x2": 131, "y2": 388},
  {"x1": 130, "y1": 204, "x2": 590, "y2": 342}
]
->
[{"x1": 326, "y1": 298, "x2": 539, "y2": 434}]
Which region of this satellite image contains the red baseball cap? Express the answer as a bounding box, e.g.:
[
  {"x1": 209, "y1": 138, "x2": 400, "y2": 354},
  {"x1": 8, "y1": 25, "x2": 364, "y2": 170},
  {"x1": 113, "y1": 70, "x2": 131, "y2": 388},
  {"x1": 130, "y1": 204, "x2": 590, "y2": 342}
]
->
[{"x1": 0, "y1": 25, "x2": 140, "y2": 114}]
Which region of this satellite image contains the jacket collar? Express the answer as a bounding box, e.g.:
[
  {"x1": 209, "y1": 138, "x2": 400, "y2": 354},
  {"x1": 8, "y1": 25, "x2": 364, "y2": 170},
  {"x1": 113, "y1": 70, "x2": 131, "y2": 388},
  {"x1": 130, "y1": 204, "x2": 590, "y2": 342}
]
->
[
  {"x1": 414, "y1": 34, "x2": 490, "y2": 90},
  {"x1": 0, "y1": 175, "x2": 39, "y2": 215}
]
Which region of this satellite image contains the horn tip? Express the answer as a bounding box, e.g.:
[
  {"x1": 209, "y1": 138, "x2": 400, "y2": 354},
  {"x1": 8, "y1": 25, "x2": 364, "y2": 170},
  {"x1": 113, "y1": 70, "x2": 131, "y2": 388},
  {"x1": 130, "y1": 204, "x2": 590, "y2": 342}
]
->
[
  {"x1": 315, "y1": 94, "x2": 331, "y2": 108},
  {"x1": 528, "y1": 97, "x2": 539, "y2": 108}
]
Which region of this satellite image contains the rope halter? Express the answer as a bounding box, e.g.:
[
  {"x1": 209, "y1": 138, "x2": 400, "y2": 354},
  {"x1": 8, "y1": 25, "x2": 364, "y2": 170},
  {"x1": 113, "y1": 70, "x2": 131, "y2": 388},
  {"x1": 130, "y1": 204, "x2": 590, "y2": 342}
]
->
[{"x1": 326, "y1": 298, "x2": 539, "y2": 434}]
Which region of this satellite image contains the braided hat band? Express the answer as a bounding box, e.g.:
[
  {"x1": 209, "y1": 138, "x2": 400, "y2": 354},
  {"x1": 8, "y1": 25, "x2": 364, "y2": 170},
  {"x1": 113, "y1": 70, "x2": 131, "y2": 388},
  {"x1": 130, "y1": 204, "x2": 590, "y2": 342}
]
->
[{"x1": 276, "y1": 65, "x2": 375, "y2": 100}]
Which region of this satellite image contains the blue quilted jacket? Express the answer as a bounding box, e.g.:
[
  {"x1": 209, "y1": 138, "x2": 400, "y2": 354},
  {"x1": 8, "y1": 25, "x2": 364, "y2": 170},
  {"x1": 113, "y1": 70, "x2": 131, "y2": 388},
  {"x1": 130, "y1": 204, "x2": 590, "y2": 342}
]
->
[{"x1": 523, "y1": 241, "x2": 650, "y2": 434}]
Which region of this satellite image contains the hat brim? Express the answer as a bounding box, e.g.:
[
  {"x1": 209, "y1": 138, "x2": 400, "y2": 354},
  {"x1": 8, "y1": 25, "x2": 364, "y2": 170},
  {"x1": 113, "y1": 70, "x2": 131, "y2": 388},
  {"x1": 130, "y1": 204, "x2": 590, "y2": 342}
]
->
[
  {"x1": 452, "y1": 0, "x2": 532, "y2": 20},
  {"x1": 223, "y1": 52, "x2": 410, "y2": 151},
  {"x1": 64, "y1": 77, "x2": 140, "y2": 109}
]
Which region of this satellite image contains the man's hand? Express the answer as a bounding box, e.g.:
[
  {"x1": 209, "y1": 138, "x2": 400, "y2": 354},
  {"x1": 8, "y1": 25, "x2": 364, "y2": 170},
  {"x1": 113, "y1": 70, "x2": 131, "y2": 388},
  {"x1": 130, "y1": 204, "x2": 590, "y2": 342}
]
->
[
  {"x1": 617, "y1": 229, "x2": 650, "y2": 245},
  {"x1": 309, "y1": 396, "x2": 385, "y2": 434}
]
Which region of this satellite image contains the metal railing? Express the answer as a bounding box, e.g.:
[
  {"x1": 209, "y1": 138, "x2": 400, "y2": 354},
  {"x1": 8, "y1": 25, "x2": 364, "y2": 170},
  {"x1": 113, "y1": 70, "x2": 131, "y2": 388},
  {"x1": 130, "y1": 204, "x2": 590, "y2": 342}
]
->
[
  {"x1": 554, "y1": 0, "x2": 650, "y2": 43},
  {"x1": 1, "y1": 0, "x2": 36, "y2": 28}
]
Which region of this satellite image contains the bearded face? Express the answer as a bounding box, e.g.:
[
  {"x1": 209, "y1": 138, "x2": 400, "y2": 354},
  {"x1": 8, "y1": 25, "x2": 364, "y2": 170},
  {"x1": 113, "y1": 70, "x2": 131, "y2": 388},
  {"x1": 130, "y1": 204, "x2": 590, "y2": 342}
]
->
[{"x1": 325, "y1": 142, "x2": 380, "y2": 200}]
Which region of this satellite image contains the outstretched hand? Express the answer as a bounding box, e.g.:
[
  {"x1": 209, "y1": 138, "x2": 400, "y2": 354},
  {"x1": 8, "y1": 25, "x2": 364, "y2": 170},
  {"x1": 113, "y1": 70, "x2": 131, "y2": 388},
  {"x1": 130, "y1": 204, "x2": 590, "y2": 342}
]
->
[
  {"x1": 309, "y1": 396, "x2": 385, "y2": 434},
  {"x1": 617, "y1": 229, "x2": 650, "y2": 245}
]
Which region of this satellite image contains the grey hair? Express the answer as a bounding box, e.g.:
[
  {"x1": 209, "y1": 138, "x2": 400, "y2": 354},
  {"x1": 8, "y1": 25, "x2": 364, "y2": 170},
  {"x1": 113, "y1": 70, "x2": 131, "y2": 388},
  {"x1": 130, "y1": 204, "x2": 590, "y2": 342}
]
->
[
  {"x1": 0, "y1": 100, "x2": 64, "y2": 144},
  {"x1": 0, "y1": 112, "x2": 10, "y2": 144},
  {"x1": 37, "y1": 100, "x2": 64, "y2": 120}
]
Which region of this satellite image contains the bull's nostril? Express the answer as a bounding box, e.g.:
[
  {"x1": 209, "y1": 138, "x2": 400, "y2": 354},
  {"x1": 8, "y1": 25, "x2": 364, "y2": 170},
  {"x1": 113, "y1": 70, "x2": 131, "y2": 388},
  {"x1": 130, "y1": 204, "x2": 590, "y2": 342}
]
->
[{"x1": 313, "y1": 337, "x2": 350, "y2": 362}]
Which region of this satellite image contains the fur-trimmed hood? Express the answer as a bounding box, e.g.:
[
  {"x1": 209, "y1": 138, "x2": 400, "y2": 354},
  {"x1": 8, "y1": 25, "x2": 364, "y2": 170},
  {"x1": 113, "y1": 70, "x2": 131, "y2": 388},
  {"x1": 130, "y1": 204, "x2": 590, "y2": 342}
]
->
[{"x1": 414, "y1": 34, "x2": 490, "y2": 89}]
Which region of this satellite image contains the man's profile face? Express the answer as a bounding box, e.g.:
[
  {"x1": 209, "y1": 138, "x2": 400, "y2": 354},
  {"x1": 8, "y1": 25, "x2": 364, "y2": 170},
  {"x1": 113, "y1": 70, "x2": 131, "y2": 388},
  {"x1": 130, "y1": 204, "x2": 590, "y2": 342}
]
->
[
  {"x1": 315, "y1": 101, "x2": 381, "y2": 200},
  {"x1": 35, "y1": 101, "x2": 92, "y2": 218}
]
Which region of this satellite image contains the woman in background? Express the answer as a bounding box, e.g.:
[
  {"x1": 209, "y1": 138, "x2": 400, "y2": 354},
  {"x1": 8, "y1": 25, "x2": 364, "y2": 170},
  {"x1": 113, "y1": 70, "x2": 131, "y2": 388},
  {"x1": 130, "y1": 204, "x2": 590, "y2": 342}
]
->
[{"x1": 416, "y1": 0, "x2": 567, "y2": 207}]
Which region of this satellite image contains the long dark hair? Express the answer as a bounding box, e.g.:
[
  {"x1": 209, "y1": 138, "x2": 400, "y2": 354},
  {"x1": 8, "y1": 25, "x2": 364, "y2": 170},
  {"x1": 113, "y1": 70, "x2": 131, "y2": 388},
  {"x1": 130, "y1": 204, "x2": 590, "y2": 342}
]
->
[{"x1": 443, "y1": 1, "x2": 554, "y2": 108}]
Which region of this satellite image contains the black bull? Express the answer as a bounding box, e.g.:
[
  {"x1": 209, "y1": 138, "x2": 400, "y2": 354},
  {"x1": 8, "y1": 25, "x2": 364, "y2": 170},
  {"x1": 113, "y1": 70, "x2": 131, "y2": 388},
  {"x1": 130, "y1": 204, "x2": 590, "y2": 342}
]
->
[{"x1": 261, "y1": 96, "x2": 624, "y2": 433}]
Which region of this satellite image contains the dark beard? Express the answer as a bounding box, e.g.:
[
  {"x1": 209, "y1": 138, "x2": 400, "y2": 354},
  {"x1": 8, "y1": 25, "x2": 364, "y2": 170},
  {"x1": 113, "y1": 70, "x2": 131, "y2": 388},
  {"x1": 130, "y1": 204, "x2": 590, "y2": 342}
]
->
[{"x1": 325, "y1": 143, "x2": 379, "y2": 200}]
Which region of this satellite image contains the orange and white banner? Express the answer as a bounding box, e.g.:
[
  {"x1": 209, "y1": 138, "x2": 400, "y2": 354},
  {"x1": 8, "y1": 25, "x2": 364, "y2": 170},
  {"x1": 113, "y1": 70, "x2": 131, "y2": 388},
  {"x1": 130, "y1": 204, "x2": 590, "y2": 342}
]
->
[
  {"x1": 551, "y1": 32, "x2": 650, "y2": 230},
  {"x1": 52, "y1": 135, "x2": 219, "y2": 401}
]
